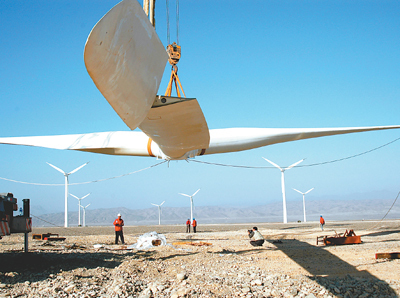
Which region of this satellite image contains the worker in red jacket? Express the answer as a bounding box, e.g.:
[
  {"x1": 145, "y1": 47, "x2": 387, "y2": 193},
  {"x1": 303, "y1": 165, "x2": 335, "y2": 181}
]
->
[
  {"x1": 113, "y1": 213, "x2": 125, "y2": 244},
  {"x1": 192, "y1": 218, "x2": 197, "y2": 233},
  {"x1": 186, "y1": 219, "x2": 191, "y2": 233}
]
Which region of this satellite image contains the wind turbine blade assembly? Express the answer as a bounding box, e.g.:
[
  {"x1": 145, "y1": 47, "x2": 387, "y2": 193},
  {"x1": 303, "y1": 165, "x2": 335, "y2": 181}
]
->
[
  {"x1": 69, "y1": 162, "x2": 89, "y2": 175},
  {"x1": 262, "y1": 157, "x2": 282, "y2": 170},
  {"x1": 46, "y1": 162, "x2": 66, "y2": 174}
]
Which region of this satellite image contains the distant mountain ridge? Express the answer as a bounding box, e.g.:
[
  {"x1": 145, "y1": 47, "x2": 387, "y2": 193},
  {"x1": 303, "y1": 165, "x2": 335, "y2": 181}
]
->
[{"x1": 32, "y1": 198, "x2": 400, "y2": 227}]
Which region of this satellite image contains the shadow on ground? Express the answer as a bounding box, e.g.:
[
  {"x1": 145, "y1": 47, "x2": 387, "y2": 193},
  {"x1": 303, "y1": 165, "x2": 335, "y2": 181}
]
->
[
  {"x1": 0, "y1": 250, "x2": 149, "y2": 285},
  {"x1": 268, "y1": 239, "x2": 397, "y2": 297},
  {"x1": 363, "y1": 229, "x2": 400, "y2": 237}
]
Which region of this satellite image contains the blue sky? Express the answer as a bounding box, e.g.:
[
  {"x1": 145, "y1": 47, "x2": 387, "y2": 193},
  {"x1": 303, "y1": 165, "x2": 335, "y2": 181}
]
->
[{"x1": 1, "y1": 1, "x2": 399, "y2": 219}]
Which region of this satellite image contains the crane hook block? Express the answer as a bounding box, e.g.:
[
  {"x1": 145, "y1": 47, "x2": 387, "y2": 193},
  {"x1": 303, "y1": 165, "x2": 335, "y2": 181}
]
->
[{"x1": 167, "y1": 42, "x2": 181, "y2": 65}]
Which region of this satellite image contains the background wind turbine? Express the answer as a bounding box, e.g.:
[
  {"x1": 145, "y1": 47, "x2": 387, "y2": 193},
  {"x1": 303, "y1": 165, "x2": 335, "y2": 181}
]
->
[
  {"x1": 70, "y1": 193, "x2": 91, "y2": 227},
  {"x1": 151, "y1": 201, "x2": 165, "y2": 225},
  {"x1": 179, "y1": 189, "x2": 200, "y2": 224},
  {"x1": 262, "y1": 158, "x2": 304, "y2": 224},
  {"x1": 293, "y1": 188, "x2": 314, "y2": 223},
  {"x1": 81, "y1": 203, "x2": 91, "y2": 227},
  {"x1": 47, "y1": 162, "x2": 89, "y2": 227}
]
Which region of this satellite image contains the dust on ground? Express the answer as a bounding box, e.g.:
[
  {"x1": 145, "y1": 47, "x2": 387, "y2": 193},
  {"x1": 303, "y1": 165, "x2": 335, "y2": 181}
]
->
[{"x1": 0, "y1": 220, "x2": 399, "y2": 297}]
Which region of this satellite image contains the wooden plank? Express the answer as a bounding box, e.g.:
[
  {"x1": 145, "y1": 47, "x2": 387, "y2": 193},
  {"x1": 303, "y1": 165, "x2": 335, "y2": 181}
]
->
[{"x1": 375, "y1": 253, "x2": 400, "y2": 259}]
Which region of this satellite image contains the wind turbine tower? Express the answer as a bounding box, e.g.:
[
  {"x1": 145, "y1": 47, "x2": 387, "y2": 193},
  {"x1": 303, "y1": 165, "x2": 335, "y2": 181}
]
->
[
  {"x1": 81, "y1": 203, "x2": 91, "y2": 227},
  {"x1": 47, "y1": 162, "x2": 89, "y2": 227},
  {"x1": 293, "y1": 188, "x2": 314, "y2": 223},
  {"x1": 179, "y1": 189, "x2": 200, "y2": 224},
  {"x1": 151, "y1": 201, "x2": 165, "y2": 225},
  {"x1": 262, "y1": 158, "x2": 304, "y2": 224},
  {"x1": 70, "y1": 193, "x2": 91, "y2": 227}
]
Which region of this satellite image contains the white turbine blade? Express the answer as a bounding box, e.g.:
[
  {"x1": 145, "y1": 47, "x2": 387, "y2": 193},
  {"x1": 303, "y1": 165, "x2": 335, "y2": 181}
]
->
[
  {"x1": 70, "y1": 193, "x2": 80, "y2": 200},
  {"x1": 0, "y1": 131, "x2": 155, "y2": 157},
  {"x1": 84, "y1": 0, "x2": 168, "y2": 131},
  {"x1": 207, "y1": 126, "x2": 400, "y2": 155},
  {"x1": 81, "y1": 193, "x2": 91, "y2": 200},
  {"x1": 2, "y1": 125, "x2": 400, "y2": 161},
  {"x1": 192, "y1": 189, "x2": 200, "y2": 197},
  {"x1": 160, "y1": 201, "x2": 165, "y2": 206},
  {"x1": 305, "y1": 188, "x2": 314, "y2": 194},
  {"x1": 68, "y1": 162, "x2": 89, "y2": 175},
  {"x1": 285, "y1": 159, "x2": 305, "y2": 171},
  {"x1": 292, "y1": 188, "x2": 303, "y2": 195},
  {"x1": 46, "y1": 162, "x2": 66, "y2": 174},
  {"x1": 262, "y1": 157, "x2": 282, "y2": 170},
  {"x1": 179, "y1": 193, "x2": 191, "y2": 198},
  {"x1": 151, "y1": 203, "x2": 158, "y2": 207},
  {"x1": 85, "y1": 204, "x2": 91, "y2": 208}
]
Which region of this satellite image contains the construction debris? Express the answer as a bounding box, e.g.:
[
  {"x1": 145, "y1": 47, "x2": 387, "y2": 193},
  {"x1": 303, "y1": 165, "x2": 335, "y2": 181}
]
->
[
  {"x1": 172, "y1": 241, "x2": 212, "y2": 247},
  {"x1": 317, "y1": 229, "x2": 361, "y2": 246},
  {"x1": 375, "y1": 252, "x2": 400, "y2": 259},
  {"x1": 128, "y1": 231, "x2": 167, "y2": 250},
  {"x1": 32, "y1": 233, "x2": 66, "y2": 241},
  {"x1": 62, "y1": 243, "x2": 87, "y2": 250}
]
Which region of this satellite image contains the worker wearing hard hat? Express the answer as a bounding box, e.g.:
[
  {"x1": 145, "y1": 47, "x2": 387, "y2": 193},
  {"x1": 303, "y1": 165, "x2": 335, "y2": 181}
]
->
[
  {"x1": 192, "y1": 218, "x2": 197, "y2": 233},
  {"x1": 113, "y1": 213, "x2": 125, "y2": 244}
]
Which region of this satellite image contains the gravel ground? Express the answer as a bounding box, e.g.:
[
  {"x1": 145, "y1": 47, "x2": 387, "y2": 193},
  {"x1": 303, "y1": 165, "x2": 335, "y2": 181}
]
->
[{"x1": 0, "y1": 220, "x2": 399, "y2": 297}]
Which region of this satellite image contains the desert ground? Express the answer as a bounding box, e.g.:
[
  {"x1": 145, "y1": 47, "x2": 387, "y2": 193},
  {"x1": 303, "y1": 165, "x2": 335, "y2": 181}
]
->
[{"x1": 0, "y1": 220, "x2": 399, "y2": 297}]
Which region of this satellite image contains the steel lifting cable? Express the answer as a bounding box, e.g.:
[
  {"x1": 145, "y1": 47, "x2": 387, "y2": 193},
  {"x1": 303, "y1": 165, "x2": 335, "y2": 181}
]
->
[
  {"x1": 361, "y1": 191, "x2": 400, "y2": 233},
  {"x1": 166, "y1": 0, "x2": 170, "y2": 44},
  {"x1": 188, "y1": 136, "x2": 400, "y2": 169},
  {"x1": 176, "y1": 0, "x2": 179, "y2": 45},
  {"x1": 165, "y1": 0, "x2": 179, "y2": 45},
  {"x1": 30, "y1": 214, "x2": 101, "y2": 237},
  {"x1": 0, "y1": 161, "x2": 167, "y2": 186}
]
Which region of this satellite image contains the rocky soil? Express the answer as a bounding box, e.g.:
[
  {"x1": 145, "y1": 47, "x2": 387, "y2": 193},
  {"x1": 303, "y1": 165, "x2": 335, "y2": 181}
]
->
[{"x1": 0, "y1": 220, "x2": 399, "y2": 297}]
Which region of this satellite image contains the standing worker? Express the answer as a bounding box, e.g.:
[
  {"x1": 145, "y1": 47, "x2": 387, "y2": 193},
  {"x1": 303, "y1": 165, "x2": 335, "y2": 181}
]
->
[
  {"x1": 113, "y1": 213, "x2": 125, "y2": 244},
  {"x1": 320, "y1": 215, "x2": 325, "y2": 231},
  {"x1": 186, "y1": 218, "x2": 191, "y2": 233},
  {"x1": 192, "y1": 218, "x2": 197, "y2": 233}
]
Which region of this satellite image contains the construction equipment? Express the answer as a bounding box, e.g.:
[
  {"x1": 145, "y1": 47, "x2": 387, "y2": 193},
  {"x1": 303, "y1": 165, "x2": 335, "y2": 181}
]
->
[
  {"x1": 316, "y1": 229, "x2": 362, "y2": 246},
  {"x1": 32, "y1": 233, "x2": 66, "y2": 241},
  {"x1": 167, "y1": 42, "x2": 181, "y2": 65},
  {"x1": 164, "y1": 43, "x2": 185, "y2": 97},
  {"x1": 0, "y1": 193, "x2": 32, "y2": 252}
]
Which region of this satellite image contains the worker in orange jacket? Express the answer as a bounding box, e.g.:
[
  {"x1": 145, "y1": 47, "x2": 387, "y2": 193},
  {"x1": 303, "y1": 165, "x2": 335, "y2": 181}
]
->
[
  {"x1": 113, "y1": 213, "x2": 125, "y2": 244},
  {"x1": 186, "y1": 219, "x2": 191, "y2": 233},
  {"x1": 320, "y1": 215, "x2": 325, "y2": 231},
  {"x1": 192, "y1": 218, "x2": 197, "y2": 233}
]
